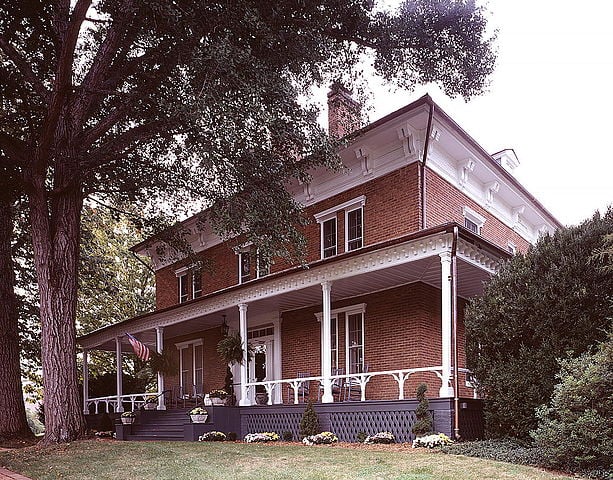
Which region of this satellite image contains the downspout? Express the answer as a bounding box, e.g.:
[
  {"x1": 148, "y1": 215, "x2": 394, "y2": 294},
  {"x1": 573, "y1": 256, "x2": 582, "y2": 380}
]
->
[
  {"x1": 420, "y1": 101, "x2": 435, "y2": 229},
  {"x1": 451, "y1": 225, "x2": 460, "y2": 440}
]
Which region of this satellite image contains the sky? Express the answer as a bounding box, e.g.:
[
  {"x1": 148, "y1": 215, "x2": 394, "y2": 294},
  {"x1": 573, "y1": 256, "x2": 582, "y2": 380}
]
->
[{"x1": 359, "y1": 0, "x2": 612, "y2": 227}]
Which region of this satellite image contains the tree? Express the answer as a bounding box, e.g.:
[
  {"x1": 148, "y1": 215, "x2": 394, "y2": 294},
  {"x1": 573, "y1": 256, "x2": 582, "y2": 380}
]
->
[
  {"x1": 1, "y1": 0, "x2": 496, "y2": 444},
  {"x1": 465, "y1": 209, "x2": 613, "y2": 439},
  {"x1": 531, "y1": 330, "x2": 613, "y2": 475},
  {"x1": 299, "y1": 400, "x2": 320, "y2": 438},
  {"x1": 412, "y1": 383, "x2": 433, "y2": 436}
]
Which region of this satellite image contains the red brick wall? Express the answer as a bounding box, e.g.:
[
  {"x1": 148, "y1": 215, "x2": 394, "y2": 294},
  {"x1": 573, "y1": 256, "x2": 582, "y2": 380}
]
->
[
  {"x1": 281, "y1": 282, "x2": 472, "y2": 401},
  {"x1": 425, "y1": 168, "x2": 530, "y2": 253}
]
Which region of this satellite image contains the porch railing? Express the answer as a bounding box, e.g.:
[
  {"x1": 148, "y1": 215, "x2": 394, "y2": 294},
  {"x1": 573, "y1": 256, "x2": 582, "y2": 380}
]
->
[
  {"x1": 86, "y1": 392, "x2": 161, "y2": 414},
  {"x1": 245, "y1": 366, "x2": 476, "y2": 405}
]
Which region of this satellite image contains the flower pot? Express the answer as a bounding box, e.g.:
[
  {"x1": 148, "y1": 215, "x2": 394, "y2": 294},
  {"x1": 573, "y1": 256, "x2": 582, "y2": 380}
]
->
[
  {"x1": 121, "y1": 417, "x2": 135, "y2": 425},
  {"x1": 211, "y1": 397, "x2": 225, "y2": 406},
  {"x1": 190, "y1": 414, "x2": 208, "y2": 423}
]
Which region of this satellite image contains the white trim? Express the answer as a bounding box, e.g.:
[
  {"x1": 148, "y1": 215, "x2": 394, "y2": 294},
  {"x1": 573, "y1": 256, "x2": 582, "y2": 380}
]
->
[
  {"x1": 462, "y1": 206, "x2": 486, "y2": 226},
  {"x1": 314, "y1": 195, "x2": 366, "y2": 223},
  {"x1": 345, "y1": 205, "x2": 364, "y2": 252},
  {"x1": 345, "y1": 308, "x2": 365, "y2": 375},
  {"x1": 175, "y1": 266, "x2": 190, "y2": 276},
  {"x1": 175, "y1": 339, "x2": 203, "y2": 349},
  {"x1": 315, "y1": 303, "x2": 367, "y2": 322}
]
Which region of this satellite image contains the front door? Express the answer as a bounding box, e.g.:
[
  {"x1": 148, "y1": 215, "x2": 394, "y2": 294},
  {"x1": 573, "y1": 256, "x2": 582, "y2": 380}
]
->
[{"x1": 248, "y1": 336, "x2": 274, "y2": 404}]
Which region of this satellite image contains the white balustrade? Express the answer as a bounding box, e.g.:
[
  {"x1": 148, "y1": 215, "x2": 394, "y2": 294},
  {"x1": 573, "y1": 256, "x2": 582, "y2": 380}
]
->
[{"x1": 85, "y1": 392, "x2": 161, "y2": 414}]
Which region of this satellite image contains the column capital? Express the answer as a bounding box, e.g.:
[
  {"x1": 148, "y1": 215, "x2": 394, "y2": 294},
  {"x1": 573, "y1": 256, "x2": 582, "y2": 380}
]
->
[
  {"x1": 439, "y1": 251, "x2": 452, "y2": 263},
  {"x1": 238, "y1": 303, "x2": 248, "y2": 313},
  {"x1": 155, "y1": 325, "x2": 164, "y2": 334},
  {"x1": 321, "y1": 280, "x2": 333, "y2": 292}
]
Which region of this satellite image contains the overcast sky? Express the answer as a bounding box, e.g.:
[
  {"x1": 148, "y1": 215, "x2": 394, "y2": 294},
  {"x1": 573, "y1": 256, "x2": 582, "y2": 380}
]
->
[{"x1": 357, "y1": 0, "x2": 612, "y2": 227}]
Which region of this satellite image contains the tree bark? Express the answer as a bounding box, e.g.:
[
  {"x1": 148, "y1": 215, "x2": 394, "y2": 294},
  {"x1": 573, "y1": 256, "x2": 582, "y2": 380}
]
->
[
  {"x1": 28, "y1": 165, "x2": 86, "y2": 444},
  {"x1": 0, "y1": 197, "x2": 33, "y2": 440}
]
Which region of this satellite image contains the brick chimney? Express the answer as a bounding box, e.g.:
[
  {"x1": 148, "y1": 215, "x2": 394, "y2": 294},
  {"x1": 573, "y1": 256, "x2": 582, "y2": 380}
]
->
[{"x1": 327, "y1": 83, "x2": 362, "y2": 139}]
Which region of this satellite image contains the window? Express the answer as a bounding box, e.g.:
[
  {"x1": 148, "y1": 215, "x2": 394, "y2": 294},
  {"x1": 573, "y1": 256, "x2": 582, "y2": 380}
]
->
[
  {"x1": 257, "y1": 253, "x2": 270, "y2": 278},
  {"x1": 462, "y1": 206, "x2": 485, "y2": 235},
  {"x1": 176, "y1": 340, "x2": 204, "y2": 393},
  {"x1": 315, "y1": 196, "x2": 366, "y2": 259},
  {"x1": 330, "y1": 316, "x2": 339, "y2": 371},
  {"x1": 464, "y1": 218, "x2": 479, "y2": 234},
  {"x1": 347, "y1": 312, "x2": 364, "y2": 374},
  {"x1": 178, "y1": 273, "x2": 189, "y2": 303},
  {"x1": 322, "y1": 218, "x2": 337, "y2": 258},
  {"x1": 192, "y1": 268, "x2": 202, "y2": 299},
  {"x1": 239, "y1": 250, "x2": 251, "y2": 283},
  {"x1": 346, "y1": 207, "x2": 363, "y2": 251},
  {"x1": 507, "y1": 242, "x2": 517, "y2": 255}
]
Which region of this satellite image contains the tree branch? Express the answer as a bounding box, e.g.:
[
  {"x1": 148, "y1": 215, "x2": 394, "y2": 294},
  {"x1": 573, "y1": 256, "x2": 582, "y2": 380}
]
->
[
  {"x1": 0, "y1": 36, "x2": 50, "y2": 102},
  {"x1": 0, "y1": 133, "x2": 29, "y2": 168}
]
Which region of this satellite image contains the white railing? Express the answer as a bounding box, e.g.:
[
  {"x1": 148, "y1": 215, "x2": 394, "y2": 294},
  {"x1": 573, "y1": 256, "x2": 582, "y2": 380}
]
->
[
  {"x1": 244, "y1": 366, "x2": 476, "y2": 405},
  {"x1": 86, "y1": 392, "x2": 160, "y2": 414}
]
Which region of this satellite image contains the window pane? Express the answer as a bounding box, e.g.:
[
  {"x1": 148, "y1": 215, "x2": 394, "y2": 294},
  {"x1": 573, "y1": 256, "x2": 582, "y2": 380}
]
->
[
  {"x1": 192, "y1": 269, "x2": 202, "y2": 298},
  {"x1": 178, "y1": 274, "x2": 188, "y2": 303},
  {"x1": 240, "y1": 251, "x2": 251, "y2": 282},
  {"x1": 465, "y1": 218, "x2": 479, "y2": 234},
  {"x1": 347, "y1": 208, "x2": 363, "y2": 250},
  {"x1": 194, "y1": 344, "x2": 203, "y2": 386},
  {"x1": 323, "y1": 218, "x2": 337, "y2": 258},
  {"x1": 347, "y1": 313, "x2": 364, "y2": 374}
]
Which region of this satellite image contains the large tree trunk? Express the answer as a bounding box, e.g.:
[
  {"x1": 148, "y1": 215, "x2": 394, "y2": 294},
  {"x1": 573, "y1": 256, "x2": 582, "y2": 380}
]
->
[
  {"x1": 29, "y1": 168, "x2": 86, "y2": 444},
  {"x1": 0, "y1": 197, "x2": 33, "y2": 441}
]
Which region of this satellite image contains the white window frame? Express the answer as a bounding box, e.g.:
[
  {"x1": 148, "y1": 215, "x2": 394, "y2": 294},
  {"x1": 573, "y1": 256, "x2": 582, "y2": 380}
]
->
[
  {"x1": 507, "y1": 242, "x2": 517, "y2": 255},
  {"x1": 191, "y1": 267, "x2": 202, "y2": 299},
  {"x1": 321, "y1": 217, "x2": 337, "y2": 259},
  {"x1": 238, "y1": 249, "x2": 251, "y2": 284},
  {"x1": 462, "y1": 206, "x2": 486, "y2": 235},
  {"x1": 175, "y1": 339, "x2": 204, "y2": 393},
  {"x1": 177, "y1": 272, "x2": 189, "y2": 303},
  {"x1": 345, "y1": 206, "x2": 364, "y2": 252},
  {"x1": 315, "y1": 195, "x2": 366, "y2": 259},
  {"x1": 344, "y1": 304, "x2": 366, "y2": 374}
]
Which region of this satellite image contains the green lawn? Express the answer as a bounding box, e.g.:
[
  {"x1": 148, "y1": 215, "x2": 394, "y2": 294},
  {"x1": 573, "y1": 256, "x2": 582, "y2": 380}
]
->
[{"x1": 0, "y1": 440, "x2": 582, "y2": 480}]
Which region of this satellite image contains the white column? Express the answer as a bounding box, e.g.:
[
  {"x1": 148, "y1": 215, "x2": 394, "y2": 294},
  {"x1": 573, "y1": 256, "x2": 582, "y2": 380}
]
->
[
  {"x1": 82, "y1": 349, "x2": 89, "y2": 414},
  {"x1": 115, "y1": 336, "x2": 124, "y2": 413},
  {"x1": 439, "y1": 252, "x2": 454, "y2": 397},
  {"x1": 156, "y1": 326, "x2": 166, "y2": 410},
  {"x1": 321, "y1": 281, "x2": 334, "y2": 403},
  {"x1": 238, "y1": 303, "x2": 251, "y2": 406}
]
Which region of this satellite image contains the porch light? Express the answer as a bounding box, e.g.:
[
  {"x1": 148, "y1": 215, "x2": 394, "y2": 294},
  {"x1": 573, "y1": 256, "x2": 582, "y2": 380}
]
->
[{"x1": 220, "y1": 314, "x2": 229, "y2": 337}]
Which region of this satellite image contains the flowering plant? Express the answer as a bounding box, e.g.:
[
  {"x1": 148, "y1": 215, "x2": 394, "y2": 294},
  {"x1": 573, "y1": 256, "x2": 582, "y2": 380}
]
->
[
  {"x1": 199, "y1": 431, "x2": 226, "y2": 442},
  {"x1": 208, "y1": 389, "x2": 228, "y2": 399},
  {"x1": 244, "y1": 432, "x2": 280, "y2": 443},
  {"x1": 364, "y1": 431, "x2": 396, "y2": 444},
  {"x1": 302, "y1": 431, "x2": 338, "y2": 446},
  {"x1": 121, "y1": 411, "x2": 136, "y2": 418},
  {"x1": 188, "y1": 407, "x2": 208, "y2": 415},
  {"x1": 412, "y1": 433, "x2": 453, "y2": 448}
]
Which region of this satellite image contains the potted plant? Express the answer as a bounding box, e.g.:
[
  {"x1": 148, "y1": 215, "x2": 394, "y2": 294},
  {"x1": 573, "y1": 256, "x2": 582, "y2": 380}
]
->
[
  {"x1": 120, "y1": 411, "x2": 136, "y2": 425},
  {"x1": 208, "y1": 389, "x2": 228, "y2": 406},
  {"x1": 188, "y1": 406, "x2": 208, "y2": 423},
  {"x1": 216, "y1": 332, "x2": 253, "y2": 405}
]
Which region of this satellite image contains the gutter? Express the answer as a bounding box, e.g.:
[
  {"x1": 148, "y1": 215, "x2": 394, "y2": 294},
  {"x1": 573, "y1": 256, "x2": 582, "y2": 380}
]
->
[
  {"x1": 420, "y1": 100, "x2": 435, "y2": 230},
  {"x1": 451, "y1": 225, "x2": 460, "y2": 440}
]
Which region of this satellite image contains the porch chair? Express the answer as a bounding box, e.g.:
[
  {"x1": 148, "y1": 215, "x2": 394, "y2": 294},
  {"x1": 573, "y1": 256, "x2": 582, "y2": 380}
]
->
[
  {"x1": 343, "y1": 364, "x2": 369, "y2": 401},
  {"x1": 287, "y1": 372, "x2": 310, "y2": 403},
  {"x1": 171, "y1": 384, "x2": 191, "y2": 408},
  {"x1": 193, "y1": 384, "x2": 205, "y2": 406},
  {"x1": 317, "y1": 367, "x2": 344, "y2": 402}
]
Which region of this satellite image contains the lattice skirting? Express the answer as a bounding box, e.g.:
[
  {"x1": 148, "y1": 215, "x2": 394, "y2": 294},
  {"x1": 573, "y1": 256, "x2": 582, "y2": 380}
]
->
[
  {"x1": 329, "y1": 409, "x2": 421, "y2": 443},
  {"x1": 244, "y1": 412, "x2": 303, "y2": 441}
]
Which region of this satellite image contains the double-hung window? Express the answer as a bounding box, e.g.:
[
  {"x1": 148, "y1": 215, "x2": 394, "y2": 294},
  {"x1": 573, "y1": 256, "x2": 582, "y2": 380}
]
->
[
  {"x1": 238, "y1": 247, "x2": 271, "y2": 284},
  {"x1": 462, "y1": 206, "x2": 486, "y2": 236},
  {"x1": 346, "y1": 311, "x2": 364, "y2": 374},
  {"x1": 322, "y1": 218, "x2": 337, "y2": 258},
  {"x1": 192, "y1": 268, "x2": 202, "y2": 299},
  {"x1": 315, "y1": 196, "x2": 366, "y2": 259},
  {"x1": 178, "y1": 272, "x2": 189, "y2": 303},
  {"x1": 346, "y1": 207, "x2": 363, "y2": 251},
  {"x1": 239, "y1": 250, "x2": 251, "y2": 284}
]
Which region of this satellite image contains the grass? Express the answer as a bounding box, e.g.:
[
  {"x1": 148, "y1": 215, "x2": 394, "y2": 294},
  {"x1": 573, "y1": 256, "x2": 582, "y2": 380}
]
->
[{"x1": 0, "y1": 440, "x2": 584, "y2": 480}]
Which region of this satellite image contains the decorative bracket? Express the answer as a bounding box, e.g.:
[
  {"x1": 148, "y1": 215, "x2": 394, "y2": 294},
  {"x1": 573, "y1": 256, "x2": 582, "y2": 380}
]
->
[
  {"x1": 458, "y1": 159, "x2": 476, "y2": 187},
  {"x1": 485, "y1": 181, "x2": 500, "y2": 206},
  {"x1": 396, "y1": 123, "x2": 419, "y2": 160},
  {"x1": 354, "y1": 146, "x2": 372, "y2": 176}
]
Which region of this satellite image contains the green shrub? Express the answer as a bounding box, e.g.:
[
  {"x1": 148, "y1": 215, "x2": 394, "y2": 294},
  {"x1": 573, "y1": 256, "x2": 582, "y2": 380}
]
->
[
  {"x1": 282, "y1": 431, "x2": 293, "y2": 442},
  {"x1": 299, "y1": 400, "x2": 320, "y2": 438},
  {"x1": 356, "y1": 431, "x2": 367, "y2": 443},
  {"x1": 226, "y1": 432, "x2": 237, "y2": 441},
  {"x1": 442, "y1": 439, "x2": 545, "y2": 467},
  {"x1": 98, "y1": 412, "x2": 113, "y2": 432},
  {"x1": 412, "y1": 383, "x2": 433, "y2": 436},
  {"x1": 531, "y1": 331, "x2": 613, "y2": 476}
]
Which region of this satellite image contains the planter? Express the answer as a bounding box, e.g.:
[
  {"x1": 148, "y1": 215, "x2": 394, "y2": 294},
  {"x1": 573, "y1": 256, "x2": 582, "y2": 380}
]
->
[
  {"x1": 211, "y1": 397, "x2": 225, "y2": 406},
  {"x1": 190, "y1": 414, "x2": 208, "y2": 423},
  {"x1": 121, "y1": 417, "x2": 135, "y2": 425}
]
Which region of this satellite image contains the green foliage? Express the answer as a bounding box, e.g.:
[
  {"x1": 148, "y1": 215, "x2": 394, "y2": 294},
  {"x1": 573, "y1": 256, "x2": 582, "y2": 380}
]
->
[
  {"x1": 299, "y1": 400, "x2": 320, "y2": 438},
  {"x1": 465, "y1": 209, "x2": 613, "y2": 438},
  {"x1": 97, "y1": 413, "x2": 113, "y2": 433},
  {"x1": 216, "y1": 332, "x2": 252, "y2": 365},
  {"x1": 412, "y1": 383, "x2": 433, "y2": 436},
  {"x1": 531, "y1": 332, "x2": 613, "y2": 476},
  {"x1": 148, "y1": 349, "x2": 178, "y2": 376},
  {"x1": 442, "y1": 439, "x2": 546, "y2": 467},
  {"x1": 356, "y1": 431, "x2": 368, "y2": 443},
  {"x1": 282, "y1": 431, "x2": 293, "y2": 442}
]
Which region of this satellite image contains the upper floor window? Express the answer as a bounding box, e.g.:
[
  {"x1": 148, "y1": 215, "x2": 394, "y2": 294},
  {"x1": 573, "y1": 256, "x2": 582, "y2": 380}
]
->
[
  {"x1": 178, "y1": 272, "x2": 189, "y2": 303},
  {"x1": 346, "y1": 207, "x2": 363, "y2": 251},
  {"x1": 507, "y1": 242, "x2": 517, "y2": 255},
  {"x1": 322, "y1": 218, "x2": 337, "y2": 258},
  {"x1": 462, "y1": 206, "x2": 486, "y2": 236},
  {"x1": 238, "y1": 247, "x2": 270, "y2": 284},
  {"x1": 315, "y1": 196, "x2": 366, "y2": 259},
  {"x1": 192, "y1": 268, "x2": 202, "y2": 299}
]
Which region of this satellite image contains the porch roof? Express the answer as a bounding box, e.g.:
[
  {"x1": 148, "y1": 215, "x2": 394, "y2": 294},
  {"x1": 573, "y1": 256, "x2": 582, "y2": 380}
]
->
[{"x1": 78, "y1": 222, "x2": 509, "y2": 352}]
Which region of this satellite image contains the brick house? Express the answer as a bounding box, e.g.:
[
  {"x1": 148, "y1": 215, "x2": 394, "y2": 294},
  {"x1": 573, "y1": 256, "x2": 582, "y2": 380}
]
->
[{"x1": 78, "y1": 85, "x2": 561, "y2": 441}]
